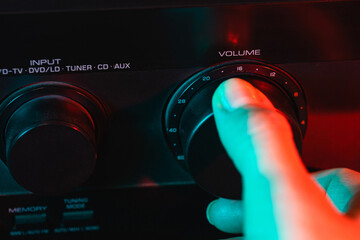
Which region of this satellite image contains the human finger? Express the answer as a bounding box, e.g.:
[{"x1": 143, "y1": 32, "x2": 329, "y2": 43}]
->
[
  {"x1": 211, "y1": 78, "x2": 342, "y2": 239},
  {"x1": 312, "y1": 168, "x2": 360, "y2": 219}
]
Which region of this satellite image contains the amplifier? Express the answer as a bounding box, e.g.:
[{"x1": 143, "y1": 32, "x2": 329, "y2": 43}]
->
[{"x1": 0, "y1": 0, "x2": 359, "y2": 238}]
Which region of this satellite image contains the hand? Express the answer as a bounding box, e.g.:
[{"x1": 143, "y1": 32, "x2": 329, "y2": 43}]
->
[{"x1": 206, "y1": 78, "x2": 360, "y2": 239}]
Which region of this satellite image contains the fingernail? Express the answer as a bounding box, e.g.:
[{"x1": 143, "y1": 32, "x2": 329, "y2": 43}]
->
[
  {"x1": 206, "y1": 200, "x2": 218, "y2": 225},
  {"x1": 218, "y1": 78, "x2": 270, "y2": 112}
]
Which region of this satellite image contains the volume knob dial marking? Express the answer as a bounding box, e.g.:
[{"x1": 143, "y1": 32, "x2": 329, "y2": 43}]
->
[{"x1": 164, "y1": 60, "x2": 307, "y2": 199}]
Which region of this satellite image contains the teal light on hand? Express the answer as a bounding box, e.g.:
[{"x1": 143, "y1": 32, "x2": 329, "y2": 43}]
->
[{"x1": 207, "y1": 78, "x2": 360, "y2": 240}]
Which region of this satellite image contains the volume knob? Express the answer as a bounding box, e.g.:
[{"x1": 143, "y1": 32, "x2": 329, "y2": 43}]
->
[
  {"x1": 164, "y1": 60, "x2": 307, "y2": 199},
  {"x1": 180, "y1": 78, "x2": 303, "y2": 199}
]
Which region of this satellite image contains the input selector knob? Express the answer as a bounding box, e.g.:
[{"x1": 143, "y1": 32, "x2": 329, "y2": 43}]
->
[
  {"x1": 164, "y1": 60, "x2": 307, "y2": 199},
  {"x1": 0, "y1": 82, "x2": 107, "y2": 194}
]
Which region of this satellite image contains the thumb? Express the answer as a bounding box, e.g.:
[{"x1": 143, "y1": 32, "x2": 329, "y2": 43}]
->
[{"x1": 211, "y1": 78, "x2": 344, "y2": 239}]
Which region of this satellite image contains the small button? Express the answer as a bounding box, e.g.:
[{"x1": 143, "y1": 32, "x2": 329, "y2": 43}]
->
[
  {"x1": 62, "y1": 210, "x2": 94, "y2": 222},
  {"x1": 14, "y1": 213, "x2": 47, "y2": 225}
]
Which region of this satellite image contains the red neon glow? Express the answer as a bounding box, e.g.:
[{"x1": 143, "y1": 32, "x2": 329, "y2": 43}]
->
[
  {"x1": 302, "y1": 112, "x2": 360, "y2": 171},
  {"x1": 137, "y1": 176, "x2": 159, "y2": 187},
  {"x1": 227, "y1": 32, "x2": 240, "y2": 45}
]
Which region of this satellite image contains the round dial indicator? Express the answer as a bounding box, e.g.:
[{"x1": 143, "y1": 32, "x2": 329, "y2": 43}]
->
[{"x1": 164, "y1": 60, "x2": 307, "y2": 199}]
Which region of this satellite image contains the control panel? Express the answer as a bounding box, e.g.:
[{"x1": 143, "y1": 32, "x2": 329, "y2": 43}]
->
[{"x1": 0, "y1": 0, "x2": 359, "y2": 238}]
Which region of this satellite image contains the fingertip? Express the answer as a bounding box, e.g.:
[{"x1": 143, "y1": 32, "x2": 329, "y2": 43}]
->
[
  {"x1": 212, "y1": 81, "x2": 225, "y2": 112},
  {"x1": 212, "y1": 78, "x2": 274, "y2": 113},
  {"x1": 206, "y1": 199, "x2": 218, "y2": 225},
  {"x1": 206, "y1": 198, "x2": 244, "y2": 234}
]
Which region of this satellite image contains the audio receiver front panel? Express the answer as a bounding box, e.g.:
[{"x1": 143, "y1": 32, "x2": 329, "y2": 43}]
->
[{"x1": 0, "y1": 1, "x2": 359, "y2": 238}]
